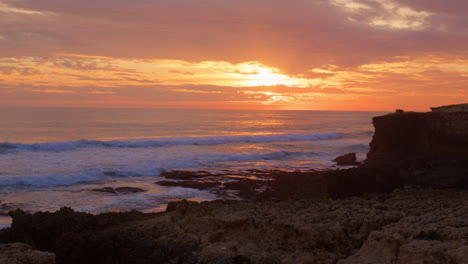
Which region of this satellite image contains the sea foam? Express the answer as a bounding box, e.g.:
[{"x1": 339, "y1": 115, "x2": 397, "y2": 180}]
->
[{"x1": 0, "y1": 149, "x2": 321, "y2": 188}]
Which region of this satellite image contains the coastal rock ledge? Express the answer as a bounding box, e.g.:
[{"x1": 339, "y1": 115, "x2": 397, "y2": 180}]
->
[
  {"x1": 0, "y1": 190, "x2": 466, "y2": 264},
  {"x1": 0, "y1": 243, "x2": 55, "y2": 264},
  {"x1": 365, "y1": 103, "x2": 468, "y2": 189}
]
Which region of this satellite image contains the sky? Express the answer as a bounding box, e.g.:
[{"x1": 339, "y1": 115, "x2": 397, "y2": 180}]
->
[{"x1": 1, "y1": 0, "x2": 467, "y2": 111}]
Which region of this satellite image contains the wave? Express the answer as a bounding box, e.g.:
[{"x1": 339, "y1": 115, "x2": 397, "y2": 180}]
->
[
  {"x1": 0, "y1": 133, "x2": 341, "y2": 153},
  {"x1": 0, "y1": 150, "x2": 320, "y2": 188}
]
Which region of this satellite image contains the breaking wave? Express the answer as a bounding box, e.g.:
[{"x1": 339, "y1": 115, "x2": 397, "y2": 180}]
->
[{"x1": 0, "y1": 133, "x2": 341, "y2": 153}]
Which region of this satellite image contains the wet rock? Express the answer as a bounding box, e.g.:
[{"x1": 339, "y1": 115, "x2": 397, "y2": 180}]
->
[
  {"x1": 92, "y1": 187, "x2": 146, "y2": 194},
  {"x1": 325, "y1": 166, "x2": 402, "y2": 199},
  {"x1": 161, "y1": 170, "x2": 214, "y2": 180},
  {"x1": 0, "y1": 243, "x2": 55, "y2": 264},
  {"x1": 92, "y1": 187, "x2": 116, "y2": 194},
  {"x1": 114, "y1": 187, "x2": 146, "y2": 194},
  {"x1": 333, "y1": 153, "x2": 360, "y2": 166},
  {"x1": 156, "y1": 180, "x2": 221, "y2": 190},
  {"x1": 221, "y1": 179, "x2": 265, "y2": 199}
]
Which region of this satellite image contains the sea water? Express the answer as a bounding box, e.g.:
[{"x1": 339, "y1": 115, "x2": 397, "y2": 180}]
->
[{"x1": 0, "y1": 107, "x2": 387, "y2": 217}]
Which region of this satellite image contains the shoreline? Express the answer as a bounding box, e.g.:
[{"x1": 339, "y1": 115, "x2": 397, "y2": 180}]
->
[{"x1": 1, "y1": 106, "x2": 467, "y2": 263}]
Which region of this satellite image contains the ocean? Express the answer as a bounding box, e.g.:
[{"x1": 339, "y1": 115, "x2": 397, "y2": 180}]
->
[{"x1": 0, "y1": 107, "x2": 386, "y2": 226}]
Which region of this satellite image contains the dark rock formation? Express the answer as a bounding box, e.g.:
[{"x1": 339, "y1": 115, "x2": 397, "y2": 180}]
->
[
  {"x1": 115, "y1": 187, "x2": 146, "y2": 194},
  {"x1": 333, "y1": 153, "x2": 360, "y2": 166},
  {"x1": 156, "y1": 180, "x2": 221, "y2": 189},
  {"x1": 0, "y1": 190, "x2": 466, "y2": 264},
  {"x1": 365, "y1": 107, "x2": 468, "y2": 189},
  {"x1": 0, "y1": 243, "x2": 55, "y2": 264},
  {"x1": 0, "y1": 208, "x2": 161, "y2": 264}
]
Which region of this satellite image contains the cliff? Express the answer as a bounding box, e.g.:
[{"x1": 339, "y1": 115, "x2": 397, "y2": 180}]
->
[{"x1": 365, "y1": 107, "x2": 468, "y2": 188}]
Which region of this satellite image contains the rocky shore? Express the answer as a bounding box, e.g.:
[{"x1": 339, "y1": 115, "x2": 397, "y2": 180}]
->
[
  {"x1": 0, "y1": 190, "x2": 466, "y2": 264},
  {"x1": 0, "y1": 104, "x2": 467, "y2": 264}
]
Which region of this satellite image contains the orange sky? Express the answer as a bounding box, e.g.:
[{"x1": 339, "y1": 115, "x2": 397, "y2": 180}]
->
[{"x1": 1, "y1": 0, "x2": 467, "y2": 111}]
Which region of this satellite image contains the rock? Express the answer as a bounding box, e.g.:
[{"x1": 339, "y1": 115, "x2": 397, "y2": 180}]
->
[
  {"x1": 0, "y1": 243, "x2": 55, "y2": 264},
  {"x1": 365, "y1": 106, "x2": 468, "y2": 189},
  {"x1": 156, "y1": 180, "x2": 221, "y2": 190},
  {"x1": 114, "y1": 187, "x2": 146, "y2": 194},
  {"x1": 325, "y1": 167, "x2": 401, "y2": 199},
  {"x1": 92, "y1": 187, "x2": 116, "y2": 194},
  {"x1": 338, "y1": 190, "x2": 468, "y2": 264},
  {"x1": 0, "y1": 190, "x2": 466, "y2": 264},
  {"x1": 92, "y1": 187, "x2": 146, "y2": 194},
  {"x1": 431, "y1": 103, "x2": 468, "y2": 112},
  {"x1": 161, "y1": 170, "x2": 214, "y2": 179},
  {"x1": 366, "y1": 109, "x2": 468, "y2": 166},
  {"x1": 333, "y1": 153, "x2": 360, "y2": 166}
]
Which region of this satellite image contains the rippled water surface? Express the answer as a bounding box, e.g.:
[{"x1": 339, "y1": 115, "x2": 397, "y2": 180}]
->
[{"x1": 0, "y1": 107, "x2": 387, "y2": 214}]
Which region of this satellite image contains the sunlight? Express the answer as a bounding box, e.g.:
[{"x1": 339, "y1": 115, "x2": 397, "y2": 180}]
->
[{"x1": 237, "y1": 64, "x2": 309, "y2": 87}]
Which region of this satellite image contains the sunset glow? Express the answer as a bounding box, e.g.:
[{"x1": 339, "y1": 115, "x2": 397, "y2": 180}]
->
[{"x1": 1, "y1": 0, "x2": 467, "y2": 111}]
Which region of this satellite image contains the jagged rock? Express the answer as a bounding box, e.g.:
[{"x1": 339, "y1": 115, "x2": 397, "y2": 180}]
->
[
  {"x1": 0, "y1": 190, "x2": 465, "y2": 264},
  {"x1": 0, "y1": 243, "x2": 55, "y2": 264},
  {"x1": 333, "y1": 153, "x2": 360, "y2": 166},
  {"x1": 338, "y1": 190, "x2": 468, "y2": 264}
]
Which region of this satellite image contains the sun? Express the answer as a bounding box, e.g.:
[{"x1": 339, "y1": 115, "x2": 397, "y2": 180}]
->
[{"x1": 234, "y1": 62, "x2": 309, "y2": 87}]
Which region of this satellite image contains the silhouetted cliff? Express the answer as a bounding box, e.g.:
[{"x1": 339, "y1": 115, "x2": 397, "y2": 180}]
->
[{"x1": 365, "y1": 106, "x2": 468, "y2": 188}]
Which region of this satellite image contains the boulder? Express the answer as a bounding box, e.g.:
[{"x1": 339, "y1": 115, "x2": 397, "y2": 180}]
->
[{"x1": 333, "y1": 153, "x2": 360, "y2": 166}]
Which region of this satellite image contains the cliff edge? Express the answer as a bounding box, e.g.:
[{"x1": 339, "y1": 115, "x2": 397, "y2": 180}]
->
[{"x1": 365, "y1": 104, "x2": 468, "y2": 188}]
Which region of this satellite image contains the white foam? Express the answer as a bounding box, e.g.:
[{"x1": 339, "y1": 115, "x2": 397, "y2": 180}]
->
[{"x1": 0, "y1": 149, "x2": 320, "y2": 188}]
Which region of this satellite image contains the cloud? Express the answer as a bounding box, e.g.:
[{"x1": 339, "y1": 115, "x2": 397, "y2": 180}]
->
[
  {"x1": 0, "y1": 0, "x2": 467, "y2": 110},
  {"x1": 168, "y1": 70, "x2": 195, "y2": 76},
  {"x1": 30, "y1": 89, "x2": 75, "y2": 94},
  {"x1": 0, "y1": 66, "x2": 40, "y2": 75},
  {"x1": 0, "y1": 0, "x2": 466, "y2": 75},
  {"x1": 332, "y1": 0, "x2": 432, "y2": 30},
  {"x1": 0, "y1": 0, "x2": 52, "y2": 15}
]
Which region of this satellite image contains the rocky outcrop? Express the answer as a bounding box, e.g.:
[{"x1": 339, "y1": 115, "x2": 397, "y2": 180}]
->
[
  {"x1": 339, "y1": 190, "x2": 468, "y2": 264},
  {"x1": 0, "y1": 243, "x2": 55, "y2": 264},
  {"x1": 156, "y1": 169, "x2": 327, "y2": 200},
  {"x1": 365, "y1": 107, "x2": 468, "y2": 189},
  {"x1": 0, "y1": 190, "x2": 466, "y2": 264},
  {"x1": 332, "y1": 153, "x2": 361, "y2": 166}
]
